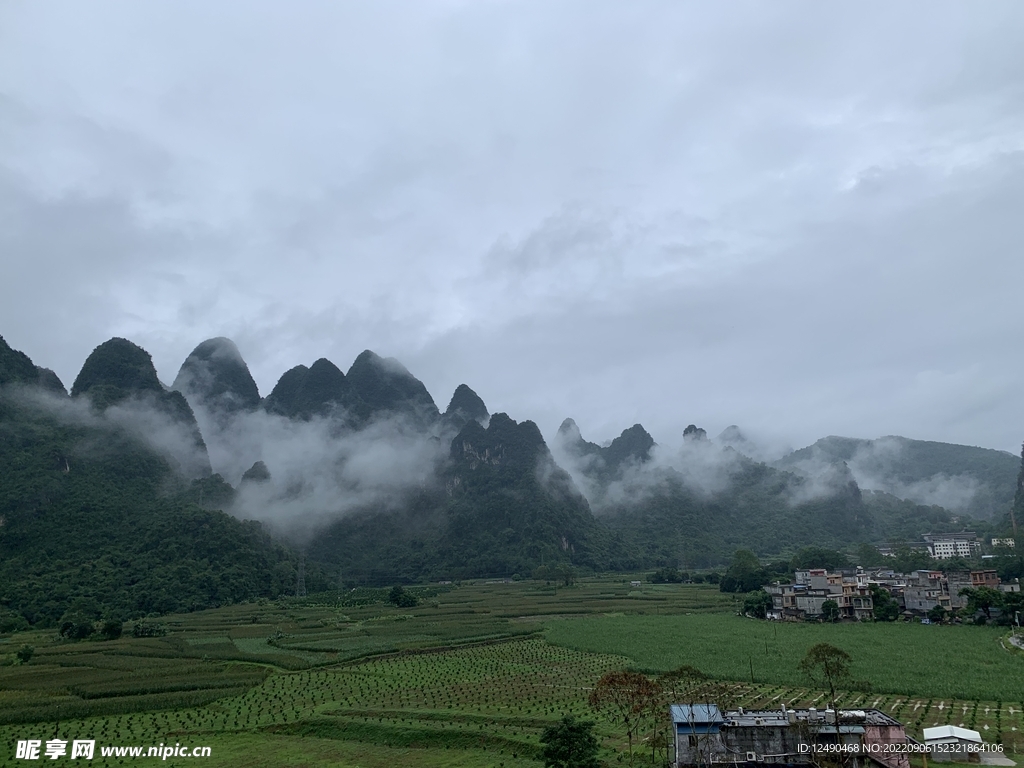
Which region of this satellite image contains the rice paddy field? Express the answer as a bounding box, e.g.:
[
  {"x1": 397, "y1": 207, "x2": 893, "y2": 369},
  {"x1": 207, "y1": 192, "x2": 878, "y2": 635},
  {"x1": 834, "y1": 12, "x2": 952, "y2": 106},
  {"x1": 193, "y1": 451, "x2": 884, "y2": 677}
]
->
[{"x1": 1, "y1": 577, "x2": 1021, "y2": 767}]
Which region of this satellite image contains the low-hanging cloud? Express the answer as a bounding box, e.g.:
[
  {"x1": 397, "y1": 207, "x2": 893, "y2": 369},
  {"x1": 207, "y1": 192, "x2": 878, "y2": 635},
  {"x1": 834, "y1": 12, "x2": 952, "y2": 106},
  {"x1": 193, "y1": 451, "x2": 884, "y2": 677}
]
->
[
  {"x1": 11, "y1": 385, "x2": 211, "y2": 480},
  {"x1": 551, "y1": 425, "x2": 752, "y2": 513},
  {"x1": 8, "y1": 379, "x2": 455, "y2": 543},
  {"x1": 190, "y1": 398, "x2": 451, "y2": 542},
  {"x1": 780, "y1": 436, "x2": 983, "y2": 514}
]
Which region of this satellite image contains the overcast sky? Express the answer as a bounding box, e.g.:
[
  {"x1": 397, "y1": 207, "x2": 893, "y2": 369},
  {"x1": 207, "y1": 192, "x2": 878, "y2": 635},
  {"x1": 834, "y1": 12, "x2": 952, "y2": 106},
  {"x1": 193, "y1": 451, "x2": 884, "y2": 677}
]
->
[{"x1": 2, "y1": 1, "x2": 1023, "y2": 454}]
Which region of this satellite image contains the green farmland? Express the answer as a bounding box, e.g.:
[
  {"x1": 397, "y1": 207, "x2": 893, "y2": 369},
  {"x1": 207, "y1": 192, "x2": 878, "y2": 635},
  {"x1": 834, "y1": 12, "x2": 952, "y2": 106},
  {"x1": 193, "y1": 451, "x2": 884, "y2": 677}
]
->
[
  {"x1": 544, "y1": 613, "x2": 1023, "y2": 702},
  {"x1": 1, "y1": 578, "x2": 1022, "y2": 767}
]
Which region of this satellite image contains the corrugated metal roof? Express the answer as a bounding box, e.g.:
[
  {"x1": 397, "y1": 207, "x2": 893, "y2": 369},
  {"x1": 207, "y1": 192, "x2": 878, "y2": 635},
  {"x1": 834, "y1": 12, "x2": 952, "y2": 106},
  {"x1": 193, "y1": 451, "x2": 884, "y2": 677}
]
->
[{"x1": 671, "y1": 704, "x2": 724, "y2": 725}]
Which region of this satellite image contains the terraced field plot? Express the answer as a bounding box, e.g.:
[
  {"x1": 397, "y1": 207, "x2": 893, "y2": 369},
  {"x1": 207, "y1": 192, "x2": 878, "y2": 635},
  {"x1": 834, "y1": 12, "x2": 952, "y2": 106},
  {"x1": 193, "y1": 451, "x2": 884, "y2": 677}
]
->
[
  {"x1": 2, "y1": 579, "x2": 1021, "y2": 766},
  {"x1": 4, "y1": 638, "x2": 1022, "y2": 767},
  {"x1": 0, "y1": 639, "x2": 628, "y2": 767},
  {"x1": 0, "y1": 578, "x2": 731, "y2": 722}
]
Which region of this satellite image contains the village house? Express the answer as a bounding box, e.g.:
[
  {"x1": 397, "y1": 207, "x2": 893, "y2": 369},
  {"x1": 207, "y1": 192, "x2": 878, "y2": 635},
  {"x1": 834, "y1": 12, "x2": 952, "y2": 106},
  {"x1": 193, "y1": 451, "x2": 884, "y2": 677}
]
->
[
  {"x1": 766, "y1": 569, "x2": 872, "y2": 621},
  {"x1": 970, "y1": 569, "x2": 999, "y2": 588},
  {"x1": 672, "y1": 704, "x2": 910, "y2": 768},
  {"x1": 767, "y1": 564, "x2": 1010, "y2": 621},
  {"x1": 901, "y1": 570, "x2": 951, "y2": 613}
]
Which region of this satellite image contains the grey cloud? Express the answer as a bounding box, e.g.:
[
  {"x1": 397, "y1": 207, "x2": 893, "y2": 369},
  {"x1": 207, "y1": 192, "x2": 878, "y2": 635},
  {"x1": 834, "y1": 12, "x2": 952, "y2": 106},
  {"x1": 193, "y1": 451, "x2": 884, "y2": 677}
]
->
[{"x1": 2, "y1": 2, "x2": 1023, "y2": 457}]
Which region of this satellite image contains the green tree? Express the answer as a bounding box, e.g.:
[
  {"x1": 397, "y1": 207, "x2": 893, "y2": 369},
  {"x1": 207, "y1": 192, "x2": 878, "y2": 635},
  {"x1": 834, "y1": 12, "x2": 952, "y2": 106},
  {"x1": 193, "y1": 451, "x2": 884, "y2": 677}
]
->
[
  {"x1": 821, "y1": 600, "x2": 840, "y2": 623},
  {"x1": 743, "y1": 590, "x2": 774, "y2": 619},
  {"x1": 869, "y1": 584, "x2": 900, "y2": 621},
  {"x1": 959, "y1": 586, "x2": 1002, "y2": 621},
  {"x1": 927, "y1": 605, "x2": 946, "y2": 624},
  {"x1": 997, "y1": 591, "x2": 1023, "y2": 626},
  {"x1": 58, "y1": 612, "x2": 95, "y2": 641},
  {"x1": 720, "y1": 549, "x2": 769, "y2": 593},
  {"x1": 99, "y1": 620, "x2": 123, "y2": 640},
  {"x1": 798, "y1": 643, "x2": 852, "y2": 716},
  {"x1": 539, "y1": 715, "x2": 600, "y2": 768},
  {"x1": 15, "y1": 645, "x2": 34, "y2": 664},
  {"x1": 855, "y1": 543, "x2": 885, "y2": 567},
  {"x1": 891, "y1": 542, "x2": 933, "y2": 573},
  {"x1": 791, "y1": 547, "x2": 850, "y2": 571},
  {"x1": 388, "y1": 585, "x2": 418, "y2": 608},
  {"x1": 650, "y1": 567, "x2": 686, "y2": 583}
]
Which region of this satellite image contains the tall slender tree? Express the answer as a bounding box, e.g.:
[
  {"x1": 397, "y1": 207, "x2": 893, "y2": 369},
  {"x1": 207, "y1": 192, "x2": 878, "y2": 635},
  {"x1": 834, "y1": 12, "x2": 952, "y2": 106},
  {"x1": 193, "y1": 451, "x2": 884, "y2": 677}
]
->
[
  {"x1": 588, "y1": 671, "x2": 662, "y2": 766},
  {"x1": 798, "y1": 643, "x2": 852, "y2": 717}
]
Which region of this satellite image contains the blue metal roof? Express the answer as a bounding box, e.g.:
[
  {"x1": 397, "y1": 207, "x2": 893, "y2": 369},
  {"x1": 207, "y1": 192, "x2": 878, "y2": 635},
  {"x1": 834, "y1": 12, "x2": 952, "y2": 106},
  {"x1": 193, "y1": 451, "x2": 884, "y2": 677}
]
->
[{"x1": 671, "y1": 704, "x2": 724, "y2": 725}]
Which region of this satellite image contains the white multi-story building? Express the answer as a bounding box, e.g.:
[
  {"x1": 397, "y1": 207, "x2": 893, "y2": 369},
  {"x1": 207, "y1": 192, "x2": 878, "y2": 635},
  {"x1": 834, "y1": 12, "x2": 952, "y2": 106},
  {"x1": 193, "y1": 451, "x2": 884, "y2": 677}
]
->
[{"x1": 922, "y1": 532, "x2": 979, "y2": 560}]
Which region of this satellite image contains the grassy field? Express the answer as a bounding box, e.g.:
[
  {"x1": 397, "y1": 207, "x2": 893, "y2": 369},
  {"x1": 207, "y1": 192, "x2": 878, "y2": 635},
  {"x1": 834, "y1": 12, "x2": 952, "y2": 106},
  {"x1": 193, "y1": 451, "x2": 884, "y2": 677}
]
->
[
  {"x1": 0, "y1": 578, "x2": 1021, "y2": 766},
  {"x1": 543, "y1": 613, "x2": 1022, "y2": 701}
]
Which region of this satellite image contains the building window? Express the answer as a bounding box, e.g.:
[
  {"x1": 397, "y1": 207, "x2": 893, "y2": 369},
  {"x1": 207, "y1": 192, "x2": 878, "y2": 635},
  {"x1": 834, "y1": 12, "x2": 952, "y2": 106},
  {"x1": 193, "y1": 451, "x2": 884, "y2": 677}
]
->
[{"x1": 688, "y1": 736, "x2": 698, "y2": 748}]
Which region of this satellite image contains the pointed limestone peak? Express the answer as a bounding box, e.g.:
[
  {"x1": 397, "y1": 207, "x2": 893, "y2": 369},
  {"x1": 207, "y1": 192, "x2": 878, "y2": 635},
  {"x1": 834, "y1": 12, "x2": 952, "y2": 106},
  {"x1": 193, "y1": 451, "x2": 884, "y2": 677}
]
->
[
  {"x1": 241, "y1": 460, "x2": 271, "y2": 483},
  {"x1": 450, "y1": 412, "x2": 548, "y2": 469},
  {"x1": 346, "y1": 349, "x2": 438, "y2": 424},
  {"x1": 557, "y1": 417, "x2": 583, "y2": 442},
  {"x1": 305, "y1": 357, "x2": 351, "y2": 401},
  {"x1": 555, "y1": 417, "x2": 603, "y2": 459},
  {"x1": 263, "y1": 359, "x2": 366, "y2": 423},
  {"x1": 264, "y1": 365, "x2": 309, "y2": 416},
  {"x1": 172, "y1": 337, "x2": 260, "y2": 412},
  {"x1": 604, "y1": 423, "x2": 655, "y2": 467},
  {"x1": 683, "y1": 424, "x2": 709, "y2": 442},
  {"x1": 71, "y1": 338, "x2": 164, "y2": 408},
  {"x1": 444, "y1": 384, "x2": 488, "y2": 429},
  {"x1": 64, "y1": 338, "x2": 211, "y2": 476},
  {"x1": 0, "y1": 334, "x2": 39, "y2": 386}
]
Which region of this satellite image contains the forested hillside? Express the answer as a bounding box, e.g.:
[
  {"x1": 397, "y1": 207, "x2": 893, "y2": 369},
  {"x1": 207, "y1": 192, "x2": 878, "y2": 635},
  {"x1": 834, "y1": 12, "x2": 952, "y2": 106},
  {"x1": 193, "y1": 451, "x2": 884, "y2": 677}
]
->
[
  {"x1": 0, "y1": 336, "x2": 308, "y2": 629},
  {"x1": 1, "y1": 332, "x2": 1015, "y2": 627}
]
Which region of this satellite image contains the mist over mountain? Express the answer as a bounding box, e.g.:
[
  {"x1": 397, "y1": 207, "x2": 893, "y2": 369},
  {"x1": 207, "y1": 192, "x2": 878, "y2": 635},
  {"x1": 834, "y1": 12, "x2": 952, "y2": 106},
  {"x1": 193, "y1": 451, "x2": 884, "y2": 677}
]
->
[
  {"x1": 69, "y1": 338, "x2": 212, "y2": 479},
  {"x1": 777, "y1": 435, "x2": 1018, "y2": 519},
  {"x1": 172, "y1": 337, "x2": 261, "y2": 416},
  {"x1": 553, "y1": 418, "x2": 655, "y2": 503},
  {"x1": 263, "y1": 357, "x2": 367, "y2": 425},
  {"x1": 554, "y1": 419, "x2": 959, "y2": 569},
  {"x1": 0, "y1": 337, "x2": 306, "y2": 627},
  {"x1": 715, "y1": 425, "x2": 793, "y2": 464},
  {"x1": 347, "y1": 349, "x2": 440, "y2": 427},
  {"x1": 308, "y1": 411, "x2": 608, "y2": 580},
  {"x1": 2, "y1": 332, "x2": 1016, "y2": 626}
]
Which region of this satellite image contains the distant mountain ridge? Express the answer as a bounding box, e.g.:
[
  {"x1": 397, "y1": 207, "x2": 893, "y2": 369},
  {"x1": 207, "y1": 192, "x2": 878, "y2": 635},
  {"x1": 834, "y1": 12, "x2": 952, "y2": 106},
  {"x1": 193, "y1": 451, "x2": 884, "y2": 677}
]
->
[
  {"x1": 2, "y1": 332, "x2": 1019, "y2": 627},
  {"x1": 263, "y1": 358, "x2": 368, "y2": 424},
  {"x1": 555, "y1": 418, "x2": 654, "y2": 482},
  {"x1": 776, "y1": 434, "x2": 1017, "y2": 520}
]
